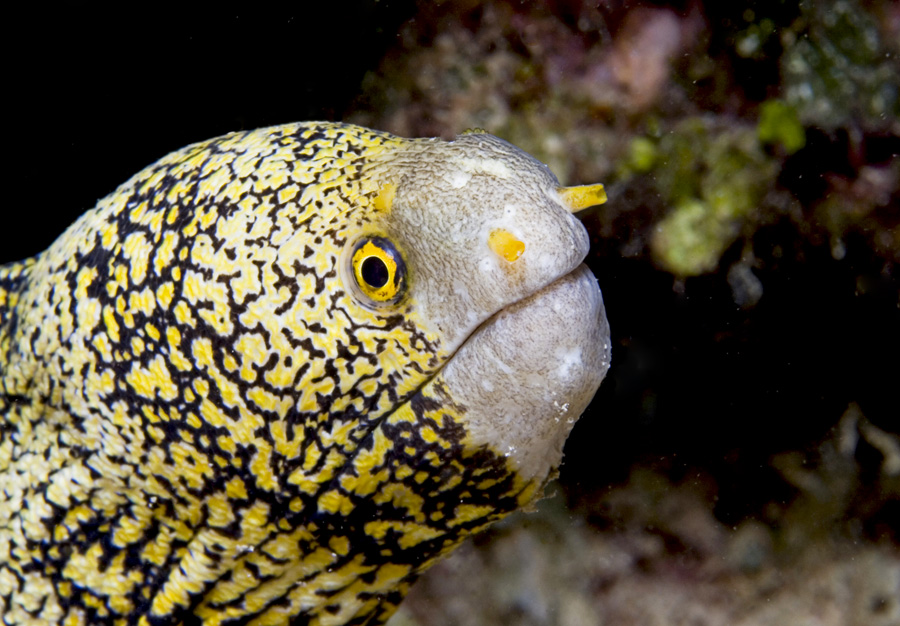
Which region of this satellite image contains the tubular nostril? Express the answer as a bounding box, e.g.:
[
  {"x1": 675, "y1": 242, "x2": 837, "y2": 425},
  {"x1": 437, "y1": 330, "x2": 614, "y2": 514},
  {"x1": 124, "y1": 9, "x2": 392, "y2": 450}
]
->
[
  {"x1": 557, "y1": 183, "x2": 607, "y2": 213},
  {"x1": 488, "y1": 229, "x2": 526, "y2": 263}
]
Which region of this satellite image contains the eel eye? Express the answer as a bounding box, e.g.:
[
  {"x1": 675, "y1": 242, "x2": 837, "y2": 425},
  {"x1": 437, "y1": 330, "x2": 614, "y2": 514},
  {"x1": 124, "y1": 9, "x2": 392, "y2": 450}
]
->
[{"x1": 350, "y1": 237, "x2": 406, "y2": 304}]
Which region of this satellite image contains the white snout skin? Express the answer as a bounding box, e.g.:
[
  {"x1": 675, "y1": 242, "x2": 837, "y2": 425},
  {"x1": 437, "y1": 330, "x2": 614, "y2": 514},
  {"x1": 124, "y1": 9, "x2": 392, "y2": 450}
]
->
[{"x1": 441, "y1": 264, "x2": 611, "y2": 482}]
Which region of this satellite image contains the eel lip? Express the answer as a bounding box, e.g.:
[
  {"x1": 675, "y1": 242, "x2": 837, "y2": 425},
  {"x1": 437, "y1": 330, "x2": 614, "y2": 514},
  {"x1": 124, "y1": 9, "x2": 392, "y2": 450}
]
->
[{"x1": 438, "y1": 264, "x2": 611, "y2": 482}]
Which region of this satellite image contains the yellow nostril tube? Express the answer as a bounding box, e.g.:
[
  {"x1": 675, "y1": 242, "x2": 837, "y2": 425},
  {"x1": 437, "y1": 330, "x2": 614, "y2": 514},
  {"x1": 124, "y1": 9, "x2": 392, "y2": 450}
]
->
[
  {"x1": 558, "y1": 183, "x2": 607, "y2": 213},
  {"x1": 488, "y1": 229, "x2": 526, "y2": 263}
]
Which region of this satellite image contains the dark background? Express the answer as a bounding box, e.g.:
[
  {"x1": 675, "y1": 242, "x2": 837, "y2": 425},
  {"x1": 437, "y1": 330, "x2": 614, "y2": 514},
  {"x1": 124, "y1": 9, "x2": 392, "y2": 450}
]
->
[{"x1": 4, "y1": 3, "x2": 416, "y2": 260}]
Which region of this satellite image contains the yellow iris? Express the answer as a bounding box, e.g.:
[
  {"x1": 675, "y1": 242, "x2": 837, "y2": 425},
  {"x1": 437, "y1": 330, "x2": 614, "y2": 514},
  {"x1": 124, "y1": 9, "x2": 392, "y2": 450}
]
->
[{"x1": 351, "y1": 238, "x2": 405, "y2": 303}]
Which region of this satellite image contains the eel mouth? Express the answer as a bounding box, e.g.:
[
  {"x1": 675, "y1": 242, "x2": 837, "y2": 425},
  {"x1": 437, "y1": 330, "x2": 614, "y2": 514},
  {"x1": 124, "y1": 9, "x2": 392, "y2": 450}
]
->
[
  {"x1": 399, "y1": 264, "x2": 612, "y2": 481},
  {"x1": 455, "y1": 261, "x2": 610, "y2": 382}
]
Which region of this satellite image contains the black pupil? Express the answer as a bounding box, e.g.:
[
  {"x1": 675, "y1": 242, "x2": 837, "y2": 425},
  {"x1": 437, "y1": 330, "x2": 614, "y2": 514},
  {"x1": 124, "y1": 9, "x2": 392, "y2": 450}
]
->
[{"x1": 361, "y1": 256, "x2": 389, "y2": 288}]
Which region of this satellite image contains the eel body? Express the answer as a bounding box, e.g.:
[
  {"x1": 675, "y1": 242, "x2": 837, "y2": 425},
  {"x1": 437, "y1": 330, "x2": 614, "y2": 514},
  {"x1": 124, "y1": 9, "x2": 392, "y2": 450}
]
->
[{"x1": 0, "y1": 122, "x2": 610, "y2": 625}]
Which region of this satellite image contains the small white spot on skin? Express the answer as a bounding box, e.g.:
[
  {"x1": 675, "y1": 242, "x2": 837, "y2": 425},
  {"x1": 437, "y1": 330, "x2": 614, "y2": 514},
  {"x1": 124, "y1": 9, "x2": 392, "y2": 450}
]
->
[
  {"x1": 449, "y1": 170, "x2": 472, "y2": 189},
  {"x1": 456, "y1": 156, "x2": 514, "y2": 179},
  {"x1": 552, "y1": 400, "x2": 570, "y2": 423},
  {"x1": 555, "y1": 346, "x2": 583, "y2": 381}
]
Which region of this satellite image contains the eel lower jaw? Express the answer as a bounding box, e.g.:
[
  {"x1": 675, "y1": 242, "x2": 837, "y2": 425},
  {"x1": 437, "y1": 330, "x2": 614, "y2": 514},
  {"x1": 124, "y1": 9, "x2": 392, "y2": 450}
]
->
[{"x1": 414, "y1": 264, "x2": 611, "y2": 484}]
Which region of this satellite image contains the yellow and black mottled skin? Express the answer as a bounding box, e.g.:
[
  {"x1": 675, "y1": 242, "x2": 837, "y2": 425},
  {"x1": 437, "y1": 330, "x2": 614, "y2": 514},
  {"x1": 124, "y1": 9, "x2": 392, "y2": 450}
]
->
[{"x1": 0, "y1": 122, "x2": 607, "y2": 625}]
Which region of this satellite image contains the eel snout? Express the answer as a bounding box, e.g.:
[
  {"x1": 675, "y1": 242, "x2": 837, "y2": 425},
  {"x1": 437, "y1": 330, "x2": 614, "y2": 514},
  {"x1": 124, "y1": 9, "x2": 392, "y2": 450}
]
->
[{"x1": 440, "y1": 264, "x2": 611, "y2": 483}]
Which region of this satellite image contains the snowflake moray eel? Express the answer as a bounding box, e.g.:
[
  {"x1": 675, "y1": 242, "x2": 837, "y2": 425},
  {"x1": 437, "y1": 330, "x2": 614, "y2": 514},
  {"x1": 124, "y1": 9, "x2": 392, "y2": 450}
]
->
[{"x1": 0, "y1": 122, "x2": 610, "y2": 625}]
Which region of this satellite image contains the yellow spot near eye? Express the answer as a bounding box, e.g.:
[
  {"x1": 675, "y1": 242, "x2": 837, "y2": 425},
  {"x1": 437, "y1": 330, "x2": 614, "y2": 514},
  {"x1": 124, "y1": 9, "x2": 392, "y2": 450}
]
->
[
  {"x1": 373, "y1": 183, "x2": 395, "y2": 212},
  {"x1": 558, "y1": 183, "x2": 607, "y2": 212},
  {"x1": 488, "y1": 229, "x2": 525, "y2": 263}
]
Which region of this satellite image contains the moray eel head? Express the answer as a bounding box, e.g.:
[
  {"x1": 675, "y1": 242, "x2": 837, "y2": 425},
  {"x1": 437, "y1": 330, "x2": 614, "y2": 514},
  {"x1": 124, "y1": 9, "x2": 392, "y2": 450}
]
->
[
  {"x1": 0, "y1": 123, "x2": 610, "y2": 625},
  {"x1": 355, "y1": 130, "x2": 611, "y2": 482}
]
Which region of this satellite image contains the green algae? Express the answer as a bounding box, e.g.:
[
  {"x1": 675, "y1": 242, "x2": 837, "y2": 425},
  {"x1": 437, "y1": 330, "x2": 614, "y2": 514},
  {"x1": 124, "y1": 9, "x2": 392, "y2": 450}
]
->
[
  {"x1": 646, "y1": 118, "x2": 778, "y2": 276},
  {"x1": 758, "y1": 99, "x2": 806, "y2": 154},
  {"x1": 624, "y1": 136, "x2": 658, "y2": 174}
]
